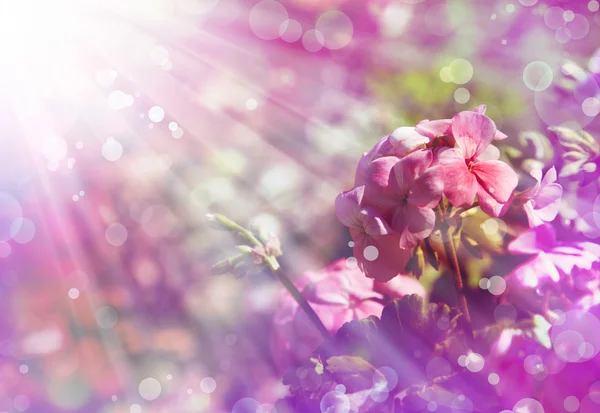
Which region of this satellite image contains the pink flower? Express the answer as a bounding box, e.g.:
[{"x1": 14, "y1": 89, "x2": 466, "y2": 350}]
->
[
  {"x1": 436, "y1": 111, "x2": 518, "y2": 216},
  {"x1": 520, "y1": 167, "x2": 563, "y2": 227},
  {"x1": 270, "y1": 259, "x2": 419, "y2": 372},
  {"x1": 362, "y1": 150, "x2": 442, "y2": 248},
  {"x1": 335, "y1": 186, "x2": 411, "y2": 281},
  {"x1": 507, "y1": 224, "x2": 600, "y2": 288}
]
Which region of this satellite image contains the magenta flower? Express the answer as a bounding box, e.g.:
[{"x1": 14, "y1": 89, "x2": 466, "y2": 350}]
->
[
  {"x1": 436, "y1": 111, "x2": 518, "y2": 216},
  {"x1": 335, "y1": 186, "x2": 411, "y2": 281},
  {"x1": 362, "y1": 150, "x2": 442, "y2": 249},
  {"x1": 270, "y1": 259, "x2": 420, "y2": 372},
  {"x1": 507, "y1": 224, "x2": 600, "y2": 288},
  {"x1": 520, "y1": 167, "x2": 563, "y2": 227}
]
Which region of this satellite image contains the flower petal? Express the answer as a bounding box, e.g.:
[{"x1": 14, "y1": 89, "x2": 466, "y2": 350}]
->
[
  {"x1": 415, "y1": 119, "x2": 451, "y2": 139},
  {"x1": 509, "y1": 253, "x2": 560, "y2": 288},
  {"x1": 439, "y1": 156, "x2": 477, "y2": 208},
  {"x1": 471, "y1": 160, "x2": 519, "y2": 203},
  {"x1": 472, "y1": 104, "x2": 487, "y2": 114},
  {"x1": 354, "y1": 136, "x2": 394, "y2": 186},
  {"x1": 359, "y1": 207, "x2": 393, "y2": 237},
  {"x1": 391, "y1": 149, "x2": 433, "y2": 189},
  {"x1": 451, "y1": 111, "x2": 497, "y2": 159},
  {"x1": 374, "y1": 276, "x2": 426, "y2": 299},
  {"x1": 494, "y1": 130, "x2": 508, "y2": 140},
  {"x1": 508, "y1": 224, "x2": 557, "y2": 255},
  {"x1": 389, "y1": 127, "x2": 430, "y2": 157},
  {"x1": 524, "y1": 201, "x2": 544, "y2": 227},
  {"x1": 534, "y1": 183, "x2": 562, "y2": 210},
  {"x1": 356, "y1": 234, "x2": 411, "y2": 282},
  {"x1": 391, "y1": 204, "x2": 435, "y2": 249},
  {"x1": 335, "y1": 187, "x2": 365, "y2": 228},
  {"x1": 540, "y1": 166, "x2": 558, "y2": 187},
  {"x1": 478, "y1": 186, "x2": 511, "y2": 217},
  {"x1": 409, "y1": 165, "x2": 444, "y2": 208},
  {"x1": 476, "y1": 144, "x2": 500, "y2": 161},
  {"x1": 363, "y1": 156, "x2": 401, "y2": 210}
]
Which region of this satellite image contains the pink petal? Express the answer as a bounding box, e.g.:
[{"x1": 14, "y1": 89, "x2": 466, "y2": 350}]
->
[
  {"x1": 409, "y1": 165, "x2": 444, "y2": 208},
  {"x1": 494, "y1": 130, "x2": 508, "y2": 140},
  {"x1": 534, "y1": 183, "x2": 562, "y2": 209},
  {"x1": 335, "y1": 187, "x2": 365, "y2": 228},
  {"x1": 389, "y1": 127, "x2": 430, "y2": 157},
  {"x1": 354, "y1": 137, "x2": 394, "y2": 186},
  {"x1": 540, "y1": 166, "x2": 558, "y2": 187},
  {"x1": 352, "y1": 300, "x2": 384, "y2": 320},
  {"x1": 374, "y1": 276, "x2": 426, "y2": 299},
  {"x1": 356, "y1": 234, "x2": 411, "y2": 282},
  {"x1": 509, "y1": 253, "x2": 560, "y2": 288},
  {"x1": 524, "y1": 201, "x2": 544, "y2": 227},
  {"x1": 472, "y1": 104, "x2": 487, "y2": 114},
  {"x1": 451, "y1": 111, "x2": 497, "y2": 159},
  {"x1": 508, "y1": 224, "x2": 557, "y2": 255},
  {"x1": 415, "y1": 119, "x2": 451, "y2": 139},
  {"x1": 391, "y1": 204, "x2": 435, "y2": 249},
  {"x1": 471, "y1": 160, "x2": 519, "y2": 203},
  {"x1": 476, "y1": 144, "x2": 500, "y2": 161},
  {"x1": 534, "y1": 202, "x2": 560, "y2": 223},
  {"x1": 478, "y1": 186, "x2": 511, "y2": 218},
  {"x1": 363, "y1": 156, "x2": 402, "y2": 210},
  {"x1": 439, "y1": 156, "x2": 478, "y2": 208},
  {"x1": 549, "y1": 247, "x2": 596, "y2": 274},
  {"x1": 358, "y1": 207, "x2": 393, "y2": 237},
  {"x1": 391, "y1": 149, "x2": 433, "y2": 189}
]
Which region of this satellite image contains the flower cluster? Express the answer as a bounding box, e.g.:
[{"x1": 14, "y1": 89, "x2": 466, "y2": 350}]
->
[{"x1": 336, "y1": 106, "x2": 519, "y2": 281}]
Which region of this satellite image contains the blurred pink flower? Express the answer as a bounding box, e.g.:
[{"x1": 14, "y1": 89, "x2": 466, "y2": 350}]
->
[
  {"x1": 436, "y1": 111, "x2": 518, "y2": 216},
  {"x1": 520, "y1": 167, "x2": 563, "y2": 227},
  {"x1": 335, "y1": 186, "x2": 411, "y2": 281},
  {"x1": 270, "y1": 259, "x2": 422, "y2": 372},
  {"x1": 507, "y1": 224, "x2": 600, "y2": 288}
]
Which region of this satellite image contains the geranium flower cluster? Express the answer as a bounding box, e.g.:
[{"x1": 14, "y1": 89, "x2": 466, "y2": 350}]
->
[
  {"x1": 210, "y1": 105, "x2": 600, "y2": 413},
  {"x1": 335, "y1": 106, "x2": 519, "y2": 281}
]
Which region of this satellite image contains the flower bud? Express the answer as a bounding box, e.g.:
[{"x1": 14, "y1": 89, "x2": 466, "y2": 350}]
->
[{"x1": 206, "y1": 213, "x2": 232, "y2": 231}]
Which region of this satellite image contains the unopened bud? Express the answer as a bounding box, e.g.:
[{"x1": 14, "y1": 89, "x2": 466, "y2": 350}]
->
[
  {"x1": 211, "y1": 258, "x2": 236, "y2": 275},
  {"x1": 206, "y1": 213, "x2": 230, "y2": 230},
  {"x1": 250, "y1": 222, "x2": 270, "y2": 244},
  {"x1": 265, "y1": 235, "x2": 283, "y2": 257}
]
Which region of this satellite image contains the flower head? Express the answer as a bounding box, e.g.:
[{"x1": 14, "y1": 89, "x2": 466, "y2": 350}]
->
[{"x1": 436, "y1": 111, "x2": 518, "y2": 216}]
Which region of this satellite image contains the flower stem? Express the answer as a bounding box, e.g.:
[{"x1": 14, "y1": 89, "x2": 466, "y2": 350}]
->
[
  {"x1": 441, "y1": 225, "x2": 473, "y2": 333},
  {"x1": 270, "y1": 266, "x2": 332, "y2": 342},
  {"x1": 208, "y1": 213, "x2": 330, "y2": 341}
]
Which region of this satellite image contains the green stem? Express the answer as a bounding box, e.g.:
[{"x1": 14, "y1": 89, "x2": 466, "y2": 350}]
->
[
  {"x1": 441, "y1": 225, "x2": 473, "y2": 332},
  {"x1": 209, "y1": 213, "x2": 330, "y2": 340},
  {"x1": 270, "y1": 266, "x2": 331, "y2": 342}
]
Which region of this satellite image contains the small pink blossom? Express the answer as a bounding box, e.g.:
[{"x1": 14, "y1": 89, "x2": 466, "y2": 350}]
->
[
  {"x1": 335, "y1": 186, "x2": 411, "y2": 281},
  {"x1": 520, "y1": 167, "x2": 563, "y2": 227},
  {"x1": 436, "y1": 111, "x2": 518, "y2": 216}
]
